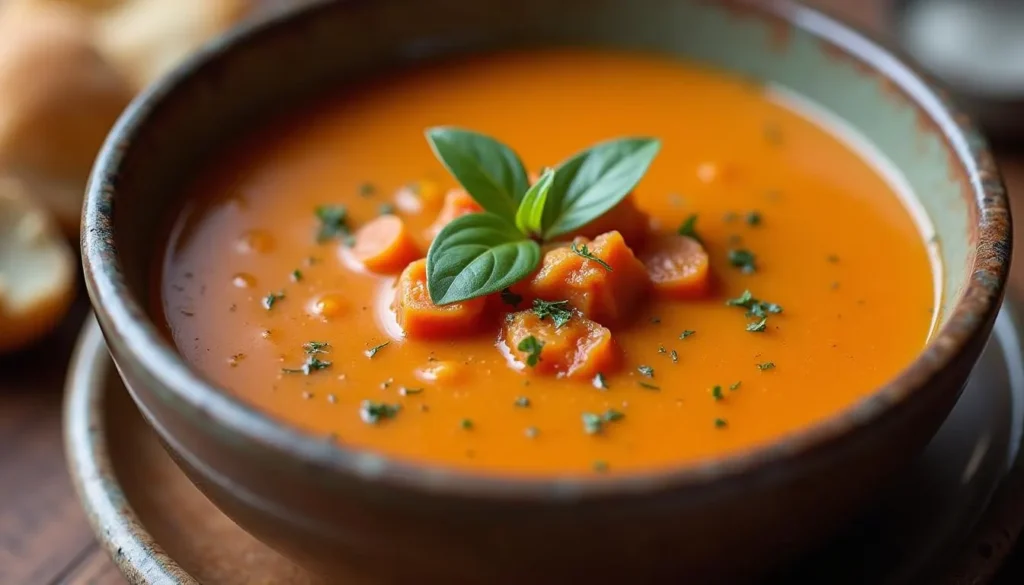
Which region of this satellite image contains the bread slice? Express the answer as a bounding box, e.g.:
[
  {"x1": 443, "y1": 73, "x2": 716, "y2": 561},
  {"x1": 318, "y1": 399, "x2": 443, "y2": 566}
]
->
[{"x1": 0, "y1": 177, "x2": 76, "y2": 353}]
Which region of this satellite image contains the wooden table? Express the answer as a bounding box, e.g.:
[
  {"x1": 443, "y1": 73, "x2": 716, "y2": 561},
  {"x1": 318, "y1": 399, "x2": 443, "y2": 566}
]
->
[{"x1": 4, "y1": 0, "x2": 1024, "y2": 583}]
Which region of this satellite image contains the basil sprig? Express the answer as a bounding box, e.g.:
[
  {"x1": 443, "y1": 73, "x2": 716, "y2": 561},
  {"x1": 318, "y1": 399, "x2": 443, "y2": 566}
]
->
[{"x1": 425, "y1": 127, "x2": 660, "y2": 305}]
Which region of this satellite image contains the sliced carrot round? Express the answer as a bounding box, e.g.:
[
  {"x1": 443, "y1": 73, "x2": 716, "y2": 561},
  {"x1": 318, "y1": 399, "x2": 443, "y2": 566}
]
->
[
  {"x1": 350, "y1": 214, "x2": 421, "y2": 274},
  {"x1": 640, "y1": 233, "x2": 712, "y2": 299}
]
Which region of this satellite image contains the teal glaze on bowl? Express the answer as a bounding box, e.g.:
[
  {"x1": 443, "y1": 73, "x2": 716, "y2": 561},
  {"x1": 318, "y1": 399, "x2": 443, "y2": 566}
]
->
[{"x1": 81, "y1": 0, "x2": 1010, "y2": 583}]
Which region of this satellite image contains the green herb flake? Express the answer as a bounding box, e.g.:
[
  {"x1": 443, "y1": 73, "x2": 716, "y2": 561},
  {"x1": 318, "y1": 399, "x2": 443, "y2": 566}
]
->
[
  {"x1": 714, "y1": 417, "x2": 728, "y2": 429},
  {"x1": 582, "y1": 412, "x2": 604, "y2": 435},
  {"x1": 460, "y1": 418, "x2": 474, "y2": 430},
  {"x1": 730, "y1": 381, "x2": 742, "y2": 390},
  {"x1": 378, "y1": 203, "x2": 395, "y2": 215},
  {"x1": 359, "y1": 182, "x2": 376, "y2": 197},
  {"x1": 637, "y1": 365, "x2": 654, "y2": 378},
  {"x1": 518, "y1": 335, "x2": 544, "y2": 367},
  {"x1": 711, "y1": 385, "x2": 724, "y2": 401},
  {"x1": 592, "y1": 460, "x2": 609, "y2": 473},
  {"x1": 290, "y1": 269, "x2": 303, "y2": 282},
  {"x1": 570, "y1": 241, "x2": 613, "y2": 271},
  {"x1": 314, "y1": 205, "x2": 350, "y2": 243},
  {"x1": 262, "y1": 291, "x2": 285, "y2": 310},
  {"x1": 360, "y1": 400, "x2": 400, "y2": 424},
  {"x1": 670, "y1": 350, "x2": 679, "y2": 363},
  {"x1": 303, "y1": 341, "x2": 330, "y2": 355},
  {"x1": 726, "y1": 290, "x2": 783, "y2": 329},
  {"x1": 650, "y1": 316, "x2": 662, "y2": 324},
  {"x1": 728, "y1": 249, "x2": 757, "y2": 273},
  {"x1": 364, "y1": 341, "x2": 390, "y2": 358},
  {"x1": 400, "y1": 387, "x2": 424, "y2": 396},
  {"x1": 746, "y1": 211, "x2": 762, "y2": 226},
  {"x1": 746, "y1": 317, "x2": 768, "y2": 333},
  {"x1": 679, "y1": 330, "x2": 696, "y2": 340},
  {"x1": 500, "y1": 288, "x2": 523, "y2": 308},
  {"x1": 638, "y1": 381, "x2": 661, "y2": 391},
  {"x1": 677, "y1": 214, "x2": 702, "y2": 243},
  {"x1": 756, "y1": 362, "x2": 776, "y2": 371},
  {"x1": 826, "y1": 254, "x2": 840, "y2": 263},
  {"x1": 593, "y1": 372, "x2": 609, "y2": 390},
  {"x1": 657, "y1": 345, "x2": 667, "y2": 354},
  {"x1": 532, "y1": 299, "x2": 573, "y2": 328},
  {"x1": 514, "y1": 396, "x2": 531, "y2": 408},
  {"x1": 602, "y1": 409, "x2": 625, "y2": 422}
]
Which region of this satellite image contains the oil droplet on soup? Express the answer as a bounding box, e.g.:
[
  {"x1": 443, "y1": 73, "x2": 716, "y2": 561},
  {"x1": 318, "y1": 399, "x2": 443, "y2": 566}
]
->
[{"x1": 159, "y1": 49, "x2": 935, "y2": 476}]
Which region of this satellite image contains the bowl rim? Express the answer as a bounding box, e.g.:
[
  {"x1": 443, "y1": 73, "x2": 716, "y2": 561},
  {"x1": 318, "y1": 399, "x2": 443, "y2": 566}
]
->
[{"x1": 82, "y1": 0, "x2": 1011, "y2": 500}]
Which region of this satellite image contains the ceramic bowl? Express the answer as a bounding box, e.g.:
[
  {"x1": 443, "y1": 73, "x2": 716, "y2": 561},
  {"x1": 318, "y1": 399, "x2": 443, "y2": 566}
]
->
[{"x1": 80, "y1": 0, "x2": 1011, "y2": 582}]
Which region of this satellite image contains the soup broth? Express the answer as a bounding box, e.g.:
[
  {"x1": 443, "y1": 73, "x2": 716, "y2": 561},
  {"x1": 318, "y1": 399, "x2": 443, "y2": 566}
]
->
[{"x1": 161, "y1": 49, "x2": 935, "y2": 476}]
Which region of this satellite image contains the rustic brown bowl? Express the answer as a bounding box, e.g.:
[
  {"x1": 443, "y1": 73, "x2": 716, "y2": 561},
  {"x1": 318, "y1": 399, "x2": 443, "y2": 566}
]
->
[{"x1": 80, "y1": 0, "x2": 1011, "y2": 582}]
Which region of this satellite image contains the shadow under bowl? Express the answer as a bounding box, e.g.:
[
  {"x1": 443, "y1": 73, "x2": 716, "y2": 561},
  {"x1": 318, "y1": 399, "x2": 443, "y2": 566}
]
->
[{"x1": 80, "y1": 0, "x2": 1011, "y2": 582}]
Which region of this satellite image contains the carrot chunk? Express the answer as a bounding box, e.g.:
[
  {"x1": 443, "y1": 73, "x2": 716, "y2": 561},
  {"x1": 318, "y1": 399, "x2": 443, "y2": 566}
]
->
[
  {"x1": 349, "y1": 214, "x2": 421, "y2": 273},
  {"x1": 639, "y1": 233, "x2": 712, "y2": 299},
  {"x1": 557, "y1": 195, "x2": 651, "y2": 249},
  {"x1": 392, "y1": 259, "x2": 486, "y2": 338},
  {"x1": 516, "y1": 231, "x2": 650, "y2": 326},
  {"x1": 425, "y1": 188, "x2": 483, "y2": 240},
  {"x1": 502, "y1": 310, "x2": 618, "y2": 378}
]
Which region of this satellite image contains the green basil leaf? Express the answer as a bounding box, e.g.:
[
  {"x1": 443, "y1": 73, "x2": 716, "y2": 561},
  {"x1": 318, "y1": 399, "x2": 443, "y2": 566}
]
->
[
  {"x1": 425, "y1": 127, "x2": 529, "y2": 220},
  {"x1": 542, "y1": 137, "x2": 661, "y2": 238},
  {"x1": 515, "y1": 168, "x2": 554, "y2": 236},
  {"x1": 426, "y1": 212, "x2": 541, "y2": 305}
]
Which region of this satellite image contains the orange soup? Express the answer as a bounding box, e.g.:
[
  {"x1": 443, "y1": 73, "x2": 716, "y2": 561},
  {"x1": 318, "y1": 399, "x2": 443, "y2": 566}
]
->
[{"x1": 160, "y1": 49, "x2": 935, "y2": 476}]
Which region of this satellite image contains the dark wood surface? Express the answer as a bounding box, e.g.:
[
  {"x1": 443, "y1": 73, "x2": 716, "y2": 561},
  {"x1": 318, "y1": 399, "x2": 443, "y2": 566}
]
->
[{"x1": 3, "y1": 1, "x2": 1024, "y2": 583}]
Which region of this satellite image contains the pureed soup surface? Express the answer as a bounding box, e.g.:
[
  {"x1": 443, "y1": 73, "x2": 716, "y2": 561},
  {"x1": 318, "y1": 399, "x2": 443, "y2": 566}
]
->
[{"x1": 161, "y1": 49, "x2": 936, "y2": 476}]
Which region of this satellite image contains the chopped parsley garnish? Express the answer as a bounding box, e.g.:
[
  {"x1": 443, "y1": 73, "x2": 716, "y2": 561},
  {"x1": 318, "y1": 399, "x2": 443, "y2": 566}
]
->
[
  {"x1": 303, "y1": 341, "x2": 329, "y2": 354},
  {"x1": 514, "y1": 396, "x2": 531, "y2": 407},
  {"x1": 359, "y1": 400, "x2": 400, "y2": 424},
  {"x1": 657, "y1": 345, "x2": 667, "y2": 354},
  {"x1": 746, "y1": 317, "x2": 768, "y2": 332},
  {"x1": 714, "y1": 418, "x2": 728, "y2": 429},
  {"x1": 670, "y1": 350, "x2": 679, "y2": 363},
  {"x1": 727, "y1": 290, "x2": 782, "y2": 330},
  {"x1": 711, "y1": 385, "x2": 724, "y2": 401},
  {"x1": 315, "y1": 205, "x2": 351, "y2": 243},
  {"x1": 746, "y1": 211, "x2": 762, "y2": 226},
  {"x1": 262, "y1": 291, "x2": 285, "y2": 310},
  {"x1": 359, "y1": 182, "x2": 376, "y2": 197},
  {"x1": 593, "y1": 372, "x2": 609, "y2": 390},
  {"x1": 679, "y1": 330, "x2": 696, "y2": 340},
  {"x1": 582, "y1": 409, "x2": 626, "y2": 435},
  {"x1": 570, "y1": 241, "x2": 613, "y2": 271},
  {"x1": 730, "y1": 381, "x2": 742, "y2": 390},
  {"x1": 756, "y1": 362, "x2": 776, "y2": 371},
  {"x1": 460, "y1": 418, "x2": 474, "y2": 430},
  {"x1": 728, "y1": 249, "x2": 757, "y2": 273},
  {"x1": 637, "y1": 365, "x2": 654, "y2": 378},
  {"x1": 290, "y1": 269, "x2": 303, "y2": 282},
  {"x1": 532, "y1": 299, "x2": 572, "y2": 328},
  {"x1": 364, "y1": 341, "x2": 390, "y2": 358},
  {"x1": 638, "y1": 382, "x2": 660, "y2": 391},
  {"x1": 378, "y1": 203, "x2": 395, "y2": 215},
  {"x1": 400, "y1": 387, "x2": 424, "y2": 396},
  {"x1": 500, "y1": 288, "x2": 523, "y2": 308},
  {"x1": 592, "y1": 460, "x2": 609, "y2": 473},
  {"x1": 518, "y1": 336, "x2": 544, "y2": 367},
  {"x1": 826, "y1": 254, "x2": 840, "y2": 263},
  {"x1": 650, "y1": 316, "x2": 662, "y2": 324},
  {"x1": 281, "y1": 356, "x2": 332, "y2": 376},
  {"x1": 677, "y1": 213, "x2": 701, "y2": 243}
]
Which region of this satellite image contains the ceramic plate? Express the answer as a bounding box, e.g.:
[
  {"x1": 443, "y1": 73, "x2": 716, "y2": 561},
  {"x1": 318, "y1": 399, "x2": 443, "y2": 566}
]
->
[{"x1": 65, "y1": 308, "x2": 1024, "y2": 584}]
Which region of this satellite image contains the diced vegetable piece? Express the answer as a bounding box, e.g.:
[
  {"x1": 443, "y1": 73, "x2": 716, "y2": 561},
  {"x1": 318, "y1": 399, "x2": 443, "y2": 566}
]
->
[
  {"x1": 392, "y1": 259, "x2": 486, "y2": 338},
  {"x1": 558, "y1": 195, "x2": 650, "y2": 249},
  {"x1": 349, "y1": 215, "x2": 421, "y2": 273},
  {"x1": 639, "y1": 233, "x2": 712, "y2": 299},
  {"x1": 425, "y1": 188, "x2": 483, "y2": 240},
  {"x1": 516, "y1": 231, "x2": 650, "y2": 326},
  {"x1": 502, "y1": 310, "x2": 618, "y2": 378}
]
